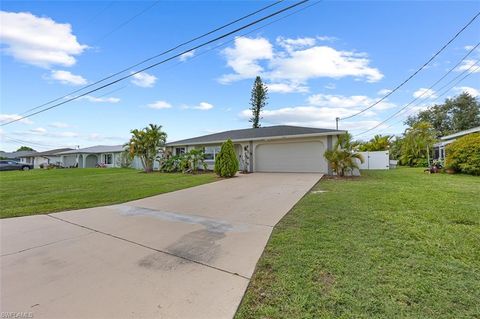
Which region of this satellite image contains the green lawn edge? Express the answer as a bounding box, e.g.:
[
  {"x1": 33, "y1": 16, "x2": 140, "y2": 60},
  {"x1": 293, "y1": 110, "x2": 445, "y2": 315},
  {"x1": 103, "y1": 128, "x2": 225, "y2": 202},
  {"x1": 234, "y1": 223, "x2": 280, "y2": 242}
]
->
[{"x1": 236, "y1": 168, "x2": 480, "y2": 319}]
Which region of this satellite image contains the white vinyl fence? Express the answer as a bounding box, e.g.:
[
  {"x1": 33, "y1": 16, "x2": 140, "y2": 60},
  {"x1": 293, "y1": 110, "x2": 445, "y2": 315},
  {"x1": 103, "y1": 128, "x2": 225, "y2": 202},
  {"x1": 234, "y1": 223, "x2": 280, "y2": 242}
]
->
[{"x1": 357, "y1": 151, "x2": 390, "y2": 170}]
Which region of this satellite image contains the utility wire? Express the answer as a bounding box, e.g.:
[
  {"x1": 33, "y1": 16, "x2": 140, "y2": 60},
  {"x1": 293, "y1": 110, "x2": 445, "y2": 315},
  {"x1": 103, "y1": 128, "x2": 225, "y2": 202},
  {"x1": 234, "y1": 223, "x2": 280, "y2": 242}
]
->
[
  {"x1": 340, "y1": 11, "x2": 480, "y2": 121},
  {"x1": 2, "y1": 0, "x2": 310, "y2": 126},
  {"x1": 92, "y1": 0, "x2": 161, "y2": 44},
  {"x1": 350, "y1": 41, "x2": 480, "y2": 135},
  {"x1": 354, "y1": 61, "x2": 480, "y2": 137},
  {"x1": 17, "y1": 0, "x2": 285, "y2": 117}
]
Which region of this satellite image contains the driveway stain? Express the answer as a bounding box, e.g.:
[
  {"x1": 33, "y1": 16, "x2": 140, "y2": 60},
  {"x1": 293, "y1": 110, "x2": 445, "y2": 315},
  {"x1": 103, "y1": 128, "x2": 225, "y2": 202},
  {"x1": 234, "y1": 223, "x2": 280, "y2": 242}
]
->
[
  {"x1": 166, "y1": 229, "x2": 225, "y2": 263},
  {"x1": 114, "y1": 205, "x2": 247, "y2": 233}
]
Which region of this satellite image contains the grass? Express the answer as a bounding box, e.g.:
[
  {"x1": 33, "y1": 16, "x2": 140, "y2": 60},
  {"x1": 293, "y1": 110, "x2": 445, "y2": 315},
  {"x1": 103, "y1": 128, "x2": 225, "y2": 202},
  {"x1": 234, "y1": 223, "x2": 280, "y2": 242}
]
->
[
  {"x1": 236, "y1": 168, "x2": 480, "y2": 319},
  {"x1": 0, "y1": 168, "x2": 217, "y2": 218}
]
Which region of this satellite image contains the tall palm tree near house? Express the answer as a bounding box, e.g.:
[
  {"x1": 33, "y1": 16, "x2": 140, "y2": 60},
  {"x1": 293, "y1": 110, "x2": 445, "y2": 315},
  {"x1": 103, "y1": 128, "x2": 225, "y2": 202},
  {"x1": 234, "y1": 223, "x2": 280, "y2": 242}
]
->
[
  {"x1": 324, "y1": 133, "x2": 364, "y2": 177},
  {"x1": 126, "y1": 124, "x2": 167, "y2": 173}
]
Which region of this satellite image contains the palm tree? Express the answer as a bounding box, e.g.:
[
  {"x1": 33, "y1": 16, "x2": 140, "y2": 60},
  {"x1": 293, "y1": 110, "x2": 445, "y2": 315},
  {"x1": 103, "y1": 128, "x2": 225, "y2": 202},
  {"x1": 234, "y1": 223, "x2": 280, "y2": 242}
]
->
[
  {"x1": 324, "y1": 133, "x2": 364, "y2": 177},
  {"x1": 400, "y1": 121, "x2": 436, "y2": 166},
  {"x1": 126, "y1": 124, "x2": 167, "y2": 173}
]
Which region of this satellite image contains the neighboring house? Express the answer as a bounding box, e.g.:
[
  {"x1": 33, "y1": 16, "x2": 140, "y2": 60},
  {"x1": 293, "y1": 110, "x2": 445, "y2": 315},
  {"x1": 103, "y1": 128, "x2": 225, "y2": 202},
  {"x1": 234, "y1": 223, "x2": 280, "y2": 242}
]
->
[
  {"x1": 166, "y1": 125, "x2": 346, "y2": 173},
  {"x1": 433, "y1": 126, "x2": 480, "y2": 161},
  {"x1": 56, "y1": 145, "x2": 147, "y2": 169},
  {"x1": 0, "y1": 150, "x2": 36, "y2": 164},
  {"x1": 23, "y1": 148, "x2": 73, "y2": 168}
]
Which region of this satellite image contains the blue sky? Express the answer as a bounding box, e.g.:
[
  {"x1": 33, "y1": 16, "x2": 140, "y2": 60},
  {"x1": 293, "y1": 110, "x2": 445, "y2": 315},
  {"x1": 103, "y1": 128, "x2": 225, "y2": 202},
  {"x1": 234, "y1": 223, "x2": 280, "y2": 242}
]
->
[{"x1": 1, "y1": 0, "x2": 479, "y2": 151}]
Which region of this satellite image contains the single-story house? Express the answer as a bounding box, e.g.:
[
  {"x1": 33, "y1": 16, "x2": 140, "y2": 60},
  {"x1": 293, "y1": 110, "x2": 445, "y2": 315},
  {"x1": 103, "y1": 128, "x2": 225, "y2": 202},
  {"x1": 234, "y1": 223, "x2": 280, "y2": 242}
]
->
[
  {"x1": 56, "y1": 145, "x2": 149, "y2": 170},
  {"x1": 433, "y1": 126, "x2": 480, "y2": 161},
  {"x1": 1, "y1": 150, "x2": 36, "y2": 163},
  {"x1": 22, "y1": 148, "x2": 73, "y2": 168},
  {"x1": 166, "y1": 125, "x2": 346, "y2": 173}
]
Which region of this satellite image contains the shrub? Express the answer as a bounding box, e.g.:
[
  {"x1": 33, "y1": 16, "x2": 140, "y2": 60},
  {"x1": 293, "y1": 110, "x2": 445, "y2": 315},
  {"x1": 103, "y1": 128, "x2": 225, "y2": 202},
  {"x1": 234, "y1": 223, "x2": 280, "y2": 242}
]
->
[
  {"x1": 445, "y1": 133, "x2": 480, "y2": 175},
  {"x1": 214, "y1": 139, "x2": 239, "y2": 177}
]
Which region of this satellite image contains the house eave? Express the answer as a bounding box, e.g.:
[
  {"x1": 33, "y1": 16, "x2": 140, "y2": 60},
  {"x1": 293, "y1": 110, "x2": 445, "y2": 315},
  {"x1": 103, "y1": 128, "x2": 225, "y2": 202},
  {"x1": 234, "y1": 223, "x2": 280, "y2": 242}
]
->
[{"x1": 166, "y1": 131, "x2": 347, "y2": 147}]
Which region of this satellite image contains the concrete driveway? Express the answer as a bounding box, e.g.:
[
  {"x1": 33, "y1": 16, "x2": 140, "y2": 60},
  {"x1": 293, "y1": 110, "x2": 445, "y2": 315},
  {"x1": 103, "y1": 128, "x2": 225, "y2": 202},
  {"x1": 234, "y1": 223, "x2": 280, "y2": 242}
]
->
[{"x1": 1, "y1": 173, "x2": 321, "y2": 319}]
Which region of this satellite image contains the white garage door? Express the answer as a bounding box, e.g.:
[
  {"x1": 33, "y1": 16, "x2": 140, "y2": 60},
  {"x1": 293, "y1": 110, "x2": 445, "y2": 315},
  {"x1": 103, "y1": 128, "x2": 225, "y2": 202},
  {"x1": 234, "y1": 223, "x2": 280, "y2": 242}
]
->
[{"x1": 255, "y1": 141, "x2": 326, "y2": 173}]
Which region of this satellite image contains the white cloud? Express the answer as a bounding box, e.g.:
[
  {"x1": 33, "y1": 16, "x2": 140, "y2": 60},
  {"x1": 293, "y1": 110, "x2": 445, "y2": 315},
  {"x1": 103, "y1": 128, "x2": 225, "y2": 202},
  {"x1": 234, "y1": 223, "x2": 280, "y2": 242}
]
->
[
  {"x1": 131, "y1": 71, "x2": 157, "y2": 87},
  {"x1": 324, "y1": 83, "x2": 336, "y2": 90},
  {"x1": 79, "y1": 95, "x2": 120, "y2": 103},
  {"x1": 0, "y1": 11, "x2": 87, "y2": 68},
  {"x1": 239, "y1": 106, "x2": 380, "y2": 131},
  {"x1": 0, "y1": 113, "x2": 33, "y2": 125},
  {"x1": 276, "y1": 36, "x2": 316, "y2": 52},
  {"x1": 193, "y1": 102, "x2": 214, "y2": 110},
  {"x1": 377, "y1": 88, "x2": 392, "y2": 95},
  {"x1": 179, "y1": 50, "x2": 195, "y2": 61},
  {"x1": 316, "y1": 35, "x2": 337, "y2": 42},
  {"x1": 183, "y1": 102, "x2": 214, "y2": 111},
  {"x1": 49, "y1": 122, "x2": 69, "y2": 128},
  {"x1": 238, "y1": 91, "x2": 396, "y2": 132},
  {"x1": 269, "y1": 46, "x2": 383, "y2": 83},
  {"x1": 147, "y1": 100, "x2": 172, "y2": 109},
  {"x1": 50, "y1": 70, "x2": 87, "y2": 85},
  {"x1": 219, "y1": 37, "x2": 273, "y2": 83},
  {"x1": 456, "y1": 59, "x2": 480, "y2": 73},
  {"x1": 413, "y1": 88, "x2": 437, "y2": 99},
  {"x1": 453, "y1": 86, "x2": 479, "y2": 97},
  {"x1": 464, "y1": 45, "x2": 474, "y2": 51},
  {"x1": 30, "y1": 127, "x2": 47, "y2": 134},
  {"x1": 267, "y1": 82, "x2": 309, "y2": 93},
  {"x1": 219, "y1": 36, "x2": 383, "y2": 89},
  {"x1": 307, "y1": 93, "x2": 395, "y2": 111}
]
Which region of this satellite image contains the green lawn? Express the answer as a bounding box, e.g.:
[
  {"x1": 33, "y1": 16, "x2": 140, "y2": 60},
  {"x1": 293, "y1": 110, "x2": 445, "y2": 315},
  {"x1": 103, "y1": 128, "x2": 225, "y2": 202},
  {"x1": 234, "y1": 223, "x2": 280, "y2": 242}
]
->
[
  {"x1": 236, "y1": 168, "x2": 480, "y2": 319},
  {"x1": 0, "y1": 168, "x2": 216, "y2": 218}
]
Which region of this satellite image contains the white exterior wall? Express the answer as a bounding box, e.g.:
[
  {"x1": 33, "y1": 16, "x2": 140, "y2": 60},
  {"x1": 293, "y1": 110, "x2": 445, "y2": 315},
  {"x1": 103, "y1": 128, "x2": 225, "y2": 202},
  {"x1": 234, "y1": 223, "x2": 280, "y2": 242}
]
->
[{"x1": 166, "y1": 135, "x2": 337, "y2": 174}]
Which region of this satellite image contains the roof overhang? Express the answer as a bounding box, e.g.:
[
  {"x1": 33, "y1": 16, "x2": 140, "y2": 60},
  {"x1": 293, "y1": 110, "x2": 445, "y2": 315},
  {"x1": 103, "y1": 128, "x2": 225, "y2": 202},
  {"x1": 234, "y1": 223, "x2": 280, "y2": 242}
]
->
[{"x1": 166, "y1": 131, "x2": 346, "y2": 147}]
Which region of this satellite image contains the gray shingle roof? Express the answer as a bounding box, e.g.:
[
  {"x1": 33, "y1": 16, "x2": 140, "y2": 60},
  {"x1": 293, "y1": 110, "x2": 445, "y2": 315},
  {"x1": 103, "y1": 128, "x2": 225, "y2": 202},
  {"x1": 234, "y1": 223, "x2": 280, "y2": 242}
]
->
[
  {"x1": 167, "y1": 125, "x2": 345, "y2": 146},
  {"x1": 33, "y1": 148, "x2": 73, "y2": 156},
  {"x1": 57, "y1": 145, "x2": 124, "y2": 155},
  {"x1": 0, "y1": 150, "x2": 37, "y2": 159}
]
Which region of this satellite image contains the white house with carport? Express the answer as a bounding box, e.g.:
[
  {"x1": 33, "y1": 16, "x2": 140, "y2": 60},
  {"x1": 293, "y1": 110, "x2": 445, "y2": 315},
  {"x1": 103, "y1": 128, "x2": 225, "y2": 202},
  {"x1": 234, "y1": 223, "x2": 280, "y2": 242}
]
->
[
  {"x1": 57, "y1": 145, "x2": 150, "y2": 169},
  {"x1": 166, "y1": 125, "x2": 346, "y2": 174},
  {"x1": 19, "y1": 148, "x2": 73, "y2": 168}
]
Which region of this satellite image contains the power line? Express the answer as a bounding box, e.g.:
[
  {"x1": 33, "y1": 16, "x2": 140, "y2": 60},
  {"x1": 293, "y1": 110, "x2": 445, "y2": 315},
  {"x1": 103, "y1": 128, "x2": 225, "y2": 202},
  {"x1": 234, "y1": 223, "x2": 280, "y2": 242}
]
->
[
  {"x1": 17, "y1": 0, "x2": 286, "y2": 117},
  {"x1": 354, "y1": 61, "x2": 480, "y2": 137},
  {"x1": 1, "y1": 135, "x2": 62, "y2": 149},
  {"x1": 2, "y1": 0, "x2": 310, "y2": 126},
  {"x1": 92, "y1": 0, "x2": 161, "y2": 44},
  {"x1": 350, "y1": 42, "x2": 480, "y2": 136},
  {"x1": 340, "y1": 11, "x2": 480, "y2": 121}
]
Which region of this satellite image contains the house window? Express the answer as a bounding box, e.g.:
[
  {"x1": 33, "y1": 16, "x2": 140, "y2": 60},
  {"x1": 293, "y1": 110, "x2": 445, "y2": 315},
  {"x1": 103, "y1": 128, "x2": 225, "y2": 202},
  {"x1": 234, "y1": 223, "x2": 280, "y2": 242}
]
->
[
  {"x1": 103, "y1": 154, "x2": 113, "y2": 164},
  {"x1": 175, "y1": 147, "x2": 186, "y2": 156},
  {"x1": 204, "y1": 146, "x2": 221, "y2": 161}
]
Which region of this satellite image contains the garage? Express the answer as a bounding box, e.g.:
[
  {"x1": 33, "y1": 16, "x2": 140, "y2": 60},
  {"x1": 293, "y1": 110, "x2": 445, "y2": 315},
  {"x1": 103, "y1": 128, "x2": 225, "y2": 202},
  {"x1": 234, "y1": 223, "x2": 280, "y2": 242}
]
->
[{"x1": 255, "y1": 141, "x2": 326, "y2": 173}]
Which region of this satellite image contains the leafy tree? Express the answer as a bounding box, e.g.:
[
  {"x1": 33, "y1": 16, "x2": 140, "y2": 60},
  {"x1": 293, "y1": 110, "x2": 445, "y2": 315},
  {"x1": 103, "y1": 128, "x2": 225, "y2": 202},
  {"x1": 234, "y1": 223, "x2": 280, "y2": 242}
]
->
[
  {"x1": 16, "y1": 146, "x2": 35, "y2": 152},
  {"x1": 126, "y1": 124, "x2": 167, "y2": 173},
  {"x1": 389, "y1": 136, "x2": 404, "y2": 160},
  {"x1": 358, "y1": 134, "x2": 392, "y2": 151},
  {"x1": 324, "y1": 133, "x2": 364, "y2": 177},
  {"x1": 406, "y1": 92, "x2": 480, "y2": 137},
  {"x1": 445, "y1": 133, "x2": 480, "y2": 175},
  {"x1": 214, "y1": 139, "x2": 239, "y2": 177},
  {"x1": 249, "y1": 76, "x2": 268, "y2": 128},
  {"x1": 400, "y1": 121, "x2": 436, "y2": 167}
]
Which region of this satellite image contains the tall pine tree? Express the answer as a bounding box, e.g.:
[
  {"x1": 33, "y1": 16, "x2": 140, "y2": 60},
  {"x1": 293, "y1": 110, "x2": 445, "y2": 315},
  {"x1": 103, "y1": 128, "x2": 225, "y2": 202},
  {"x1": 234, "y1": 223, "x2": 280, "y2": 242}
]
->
[{"x1": 249, "y1": 76, "x2": 268, "y2": 128}]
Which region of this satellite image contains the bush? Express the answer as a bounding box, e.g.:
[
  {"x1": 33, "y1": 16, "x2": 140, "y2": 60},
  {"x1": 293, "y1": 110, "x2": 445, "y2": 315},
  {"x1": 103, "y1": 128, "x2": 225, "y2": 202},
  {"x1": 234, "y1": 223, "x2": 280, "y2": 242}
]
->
[
  {"x1": 214, "y1": 139, "x2": 239, "y2": 177},
  {"x1": 445, "y1": 133, "x2": 480, "y2": 175}
]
